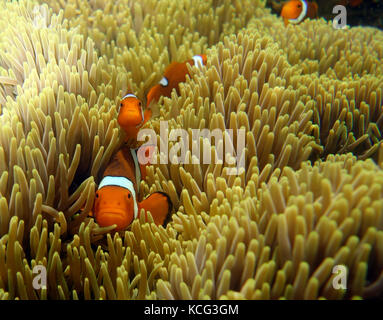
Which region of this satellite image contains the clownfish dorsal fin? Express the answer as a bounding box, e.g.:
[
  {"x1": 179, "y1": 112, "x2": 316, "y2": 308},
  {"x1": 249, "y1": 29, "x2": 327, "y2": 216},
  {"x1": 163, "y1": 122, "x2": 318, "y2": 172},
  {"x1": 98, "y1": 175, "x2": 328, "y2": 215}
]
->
[{"x1": 289, "y1": 0, "x2": 307, "y2": 24}]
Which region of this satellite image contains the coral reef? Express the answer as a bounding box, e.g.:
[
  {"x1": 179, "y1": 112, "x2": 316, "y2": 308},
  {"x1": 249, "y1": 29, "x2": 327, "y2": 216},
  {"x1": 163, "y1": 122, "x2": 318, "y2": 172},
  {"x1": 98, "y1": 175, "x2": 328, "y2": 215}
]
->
[{"x1": 0, "y1": 0, "x2": 382, "y2": 299}]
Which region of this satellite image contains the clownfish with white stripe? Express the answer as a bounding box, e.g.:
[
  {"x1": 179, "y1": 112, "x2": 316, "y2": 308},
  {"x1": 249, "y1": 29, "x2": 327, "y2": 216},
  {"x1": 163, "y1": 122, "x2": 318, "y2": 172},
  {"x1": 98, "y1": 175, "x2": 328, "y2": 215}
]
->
[
  {"x1": 281, "y1": 0, "x2": 318, "y2": 26},
  {"x1": 92, "y1": 144, "x2": 171, "y2": 231},
  {"x1": 117, "y1": 93, "x2": 152, "y2": 141},
  {"x1": 146, "y1": 54, "x2": 207, "y2": 106},
  {"x1": 91, "y1": 95, "x2": 172, "y2": 231}
]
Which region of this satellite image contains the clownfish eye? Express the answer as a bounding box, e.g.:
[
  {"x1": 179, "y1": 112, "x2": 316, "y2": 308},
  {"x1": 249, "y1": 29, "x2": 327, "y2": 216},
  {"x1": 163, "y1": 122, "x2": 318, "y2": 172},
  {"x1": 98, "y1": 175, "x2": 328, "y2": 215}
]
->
[
  {"x1": 120, "y1": 102, "x2": 123, "y2": 107},
  {"x1": 297, "y1": 4, "x2": 301, "y2": 8},
  {"x1": 128, "y1": 193, "x2": 131, "y2": 199},
  {"x1": 95, "y1": 193, "x2": 99, "y2": 198}
]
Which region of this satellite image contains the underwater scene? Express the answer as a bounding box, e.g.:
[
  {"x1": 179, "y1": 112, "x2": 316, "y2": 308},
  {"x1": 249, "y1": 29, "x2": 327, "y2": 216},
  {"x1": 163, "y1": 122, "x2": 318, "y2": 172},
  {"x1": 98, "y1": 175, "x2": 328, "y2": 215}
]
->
[{"x1": 0, "y1": 0, "x2": 382, "y2": 301}]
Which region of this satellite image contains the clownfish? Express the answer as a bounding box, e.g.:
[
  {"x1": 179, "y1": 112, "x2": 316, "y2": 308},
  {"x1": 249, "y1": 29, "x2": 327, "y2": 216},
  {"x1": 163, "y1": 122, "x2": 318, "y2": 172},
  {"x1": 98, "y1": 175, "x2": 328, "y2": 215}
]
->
[
  {"x1": 118, "y1": 93, "x2": 152, "y2": 141},
  {"x1": 146, "y1": 54, "x2": 207, "y2": 106},
  {"x1": 281, "y1": 0, "x2": 318, "y2": 26},
  {"x1": 92, "y1": 144, "x2": 171, "y2": 231},
  {"x1": 92, "y1": 96, "x2": 171, "y2": 230}
]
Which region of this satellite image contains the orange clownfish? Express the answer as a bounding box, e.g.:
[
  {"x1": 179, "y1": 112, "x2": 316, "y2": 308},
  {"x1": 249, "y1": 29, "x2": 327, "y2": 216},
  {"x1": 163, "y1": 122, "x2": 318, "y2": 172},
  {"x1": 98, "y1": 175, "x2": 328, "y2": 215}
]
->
[
  {"x1": 146, "y1": 54, "x2": 207, "y2": 106},
  {"x1": 281, "y1": 0, "x2": 318, "y2": 26},
  {"x1": 117, "y1": 93, "x2": 152, "y2": 141},
  {"x1": 92, "y1": 136, "x2": 171, "y2": 231}
]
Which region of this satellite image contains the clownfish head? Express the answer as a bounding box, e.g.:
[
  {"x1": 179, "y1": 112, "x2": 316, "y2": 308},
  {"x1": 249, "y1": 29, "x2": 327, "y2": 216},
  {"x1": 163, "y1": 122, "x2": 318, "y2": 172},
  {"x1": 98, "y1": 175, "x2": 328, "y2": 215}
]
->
[
  {"x1": 281, "y1": 0, "x2": 307, "y2": 25},
  {"x1": 117, "y1": 93, "x2": 144, "y2": 136},
  {"x1": 146, "y1": 54, "x2": 207, "y2": 106},
  {"x1": 93, "y1": 176, "x2": 138, "y2": 231}
]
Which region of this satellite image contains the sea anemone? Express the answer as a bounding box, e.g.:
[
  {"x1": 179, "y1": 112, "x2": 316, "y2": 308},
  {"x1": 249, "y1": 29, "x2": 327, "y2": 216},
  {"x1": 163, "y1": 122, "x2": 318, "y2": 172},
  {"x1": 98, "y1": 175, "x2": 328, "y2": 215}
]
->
[{"x1": 0, "y1": 0, "x2": 382, "y2": 300}]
